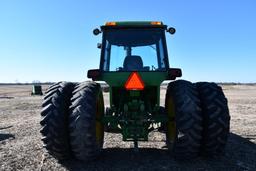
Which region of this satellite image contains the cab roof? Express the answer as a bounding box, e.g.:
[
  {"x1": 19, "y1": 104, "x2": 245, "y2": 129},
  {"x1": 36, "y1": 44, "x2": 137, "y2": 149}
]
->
[{"x1": 101, "y1": 21, "x2": 167, "y2": 30}]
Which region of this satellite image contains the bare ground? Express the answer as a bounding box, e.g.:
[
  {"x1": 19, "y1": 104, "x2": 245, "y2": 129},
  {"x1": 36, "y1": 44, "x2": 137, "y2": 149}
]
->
[{"x1": 0, "y1": 84, "x2": 256, "y2": 171}]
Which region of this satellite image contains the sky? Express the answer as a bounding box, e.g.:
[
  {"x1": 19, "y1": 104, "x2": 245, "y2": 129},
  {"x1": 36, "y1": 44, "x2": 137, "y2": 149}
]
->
[{"x1": 0, "y1": 0, "x2": 256, "y2": 83}]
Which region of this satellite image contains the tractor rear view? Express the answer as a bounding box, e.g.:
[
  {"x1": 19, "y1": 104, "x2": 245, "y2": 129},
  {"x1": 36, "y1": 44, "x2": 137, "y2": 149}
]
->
[{"x1": 40, "y1": 21, "x2": 230, "y2": 161}]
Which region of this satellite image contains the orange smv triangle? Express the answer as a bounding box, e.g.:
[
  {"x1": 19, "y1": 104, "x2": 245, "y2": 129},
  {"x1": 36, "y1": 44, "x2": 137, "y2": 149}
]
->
[{"x1": 125, "y1": 72, "x2": 145, "y2": 90}]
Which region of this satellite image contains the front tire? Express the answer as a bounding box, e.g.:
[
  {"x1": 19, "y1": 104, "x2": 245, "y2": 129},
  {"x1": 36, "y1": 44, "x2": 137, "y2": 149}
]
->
[
  {"x1": 69, "y1": 82, "x2": 104, "y2": 161},
  {"x1": 196, "y1": 82, "x2": 230, "y2": 156},
  {"x1": 165, "y1": 80, "x2": 203, "y2": 159}
]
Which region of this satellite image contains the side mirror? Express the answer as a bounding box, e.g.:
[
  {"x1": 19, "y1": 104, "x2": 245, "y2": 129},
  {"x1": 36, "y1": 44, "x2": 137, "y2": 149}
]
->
[
  {"x1": 167, "y1": 27, "x2": 176, "y2": 35},
  {"x1": 87, "y1": 69, "x2": 101, "y2": 80},
  {"x1": 93, "y1": 28, "x2": 101, "y2": 35}
]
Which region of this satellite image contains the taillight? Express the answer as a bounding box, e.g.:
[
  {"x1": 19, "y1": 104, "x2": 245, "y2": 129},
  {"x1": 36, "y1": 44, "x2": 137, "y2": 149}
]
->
[
  {"x1": 87, "y1": 69, "x2": 101, "y2": 80},
  {"x1": 167, "y1": 68, "x2": 182, "y2": 80},
  {"x1": 125, "y1": 72, "x2": 145, "y2": 90}
]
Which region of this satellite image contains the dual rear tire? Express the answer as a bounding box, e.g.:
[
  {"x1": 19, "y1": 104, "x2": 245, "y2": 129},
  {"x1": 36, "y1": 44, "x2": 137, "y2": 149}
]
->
[
  {"x1": 196, "y1": 82, "x2": 230, "y2": 156},
  {"x1": 40, "y1": 81, "x2": 104, "y2": 161},
  {"x1": 165, "y1": 80, "x2": 203, "y2": 159},
  {"x1": 165, "y1": 80, "x2": 230, "y2": 159},
  {"x1": 69, "y1": 82, "x2": 104, "y2": 161},
  {"x1": 40, "y1": 82, "x2": 74, "y2": 159}
]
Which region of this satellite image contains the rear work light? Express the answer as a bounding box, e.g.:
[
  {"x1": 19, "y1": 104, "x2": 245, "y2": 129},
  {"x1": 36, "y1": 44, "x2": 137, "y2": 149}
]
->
[
  {"x1": 105, "y1": 22, "x2": 116, "y2": 26},
  {"x1": 125, "y1": 72, "x2": 145, "y2": 90},
  {"x1": 151, "y1": 21, "x2": 162, "y2": 25}
]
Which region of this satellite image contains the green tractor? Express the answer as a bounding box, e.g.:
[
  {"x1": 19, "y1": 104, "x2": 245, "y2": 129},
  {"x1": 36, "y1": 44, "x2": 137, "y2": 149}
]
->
[{"x1": 40, "y1": 21, "x2": 230, "y2": 161}]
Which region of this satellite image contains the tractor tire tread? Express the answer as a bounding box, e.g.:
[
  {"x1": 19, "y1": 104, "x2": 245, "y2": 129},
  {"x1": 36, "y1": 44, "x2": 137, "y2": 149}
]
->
[
  {"x1": 40, "y1": 82, "x2": 75, "y2": 160},
  {"x1": 69, "y1": 81, "x2": 104, "y2": 161},
  {"x1": 196, "y1": 82, "x2": 230, "y2": 156},
  {"x1": 165, "y1": 80, "x2": 203, "y2": 159}
]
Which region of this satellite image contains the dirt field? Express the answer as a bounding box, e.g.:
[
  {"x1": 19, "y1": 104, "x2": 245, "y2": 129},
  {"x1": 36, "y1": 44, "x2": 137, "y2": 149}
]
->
[{"x1": 0, "y1": 84, "x2": 256, "y2": 171}]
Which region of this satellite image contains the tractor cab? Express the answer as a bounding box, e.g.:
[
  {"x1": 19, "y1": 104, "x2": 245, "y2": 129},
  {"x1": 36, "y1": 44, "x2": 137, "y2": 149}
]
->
[
  {"x1": 89, "y1": 21, "x2": 181, "y2": 83},
  {"x1": 90, "y1": 21, "x2": 177, "y2": 72},
  {"x1": 100, "y1": 22, "x2": 170, "y2": 72}
]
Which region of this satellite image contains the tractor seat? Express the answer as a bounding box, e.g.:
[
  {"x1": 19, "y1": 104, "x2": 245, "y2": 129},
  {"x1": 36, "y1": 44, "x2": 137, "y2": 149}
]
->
[{"x1": 123, "y1": 55, "x2": 143, "y2": 71}]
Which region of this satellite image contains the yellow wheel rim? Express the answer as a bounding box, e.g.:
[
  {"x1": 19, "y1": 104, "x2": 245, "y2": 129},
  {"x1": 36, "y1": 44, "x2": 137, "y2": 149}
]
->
[{"x1": 95, "y1": 92, "x2": 104, "y2": 146}]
